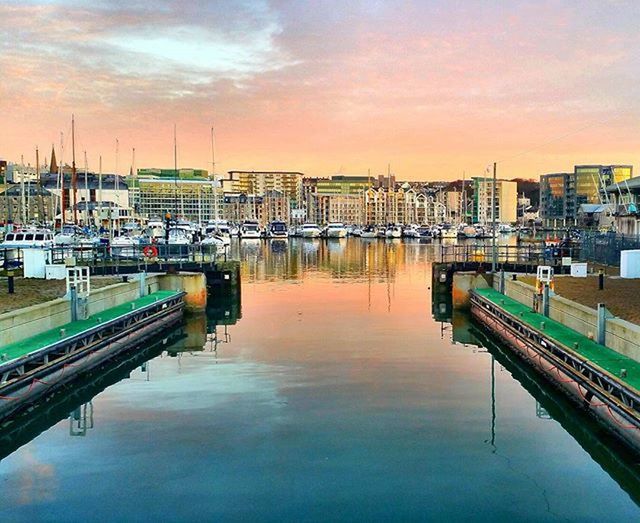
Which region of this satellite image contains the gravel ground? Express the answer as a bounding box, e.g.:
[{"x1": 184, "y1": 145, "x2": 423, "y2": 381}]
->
[
  {"x1": 520, "y1": 274, "x2": 640, "y2": 325},
  {"x1": 0, "y1": 277, "x2": 121, "y2": 314}
]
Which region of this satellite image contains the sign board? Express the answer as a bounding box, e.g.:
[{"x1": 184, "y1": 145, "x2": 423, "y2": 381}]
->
[
  {"x1": 570, "y1": 262, "x2": 588, "y2": 278},
  {"x1": 561, "y1": 257, "x2": 572, "y2": 266}
]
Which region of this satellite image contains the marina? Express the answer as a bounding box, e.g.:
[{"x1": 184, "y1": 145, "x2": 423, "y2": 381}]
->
[{"x1": 1, "y1": 239, "x2": 640, "y2": 520}]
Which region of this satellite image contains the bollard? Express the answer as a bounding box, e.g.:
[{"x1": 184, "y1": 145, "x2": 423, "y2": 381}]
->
[
  {"x1": 7, "y1": 272, "x2": 14, "y2": 294},
  {"x1": 598, "y1": 270, "x2": 604, "y2": 291},
  {"x1": 542, "y1": 284, "x2": 550, "y2": 317}
]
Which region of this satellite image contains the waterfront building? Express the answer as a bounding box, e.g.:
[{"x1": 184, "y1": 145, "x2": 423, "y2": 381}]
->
[
  {"x1": 0, "y1": 185, "x2": 56, "y2": 225},
  {"x1": 134, "y1": 174, "x2": 223, "y2": 222},
  {"x1": 227, "y1": 171, "x2": 303, "y2": 207},
  {"x1": 260, "y1": 190, "x2": 290, "y2": 225},
  {"x1": 309, "y1": 193, "x2": 364, "y2": 225},
  {"x1": 223, "y1": 193, "x2": 264, "y2": 225},
  {"x1": 574, "y1": 165, "x2": 633, "y2": 207},
  {"x1": 539, "y1": 173, "x2": 575, "y2": 228},
  {"x1": 316, "y1": 175, "x2": 374, "y2": 195},
  {"x1": 472, "y1": 178, "x2": 518, "y2": 224},
  {"x1": 41, "y1": 172, "x2": 130, "y2": 211},
  {"x1": 605, "y1": 176, "x2": 640, "y2": 236},
  {"x1": 6, "y1": 163, "x2": 41, "y2": 183}
]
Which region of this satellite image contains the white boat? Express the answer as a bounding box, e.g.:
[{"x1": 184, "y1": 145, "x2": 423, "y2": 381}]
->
[
  {"x1": 204, "y1": 220, "x2": 231, "y2": 246},
  {"x1": 0, "y1": 229, "x2": 54, "y2": 249},
  {"x1": 417, "y1": 226, "x2": 432, "y2": 241},
  {"x1": 147, "y1": 219, "x2": 165, "y2": 240},
  {"x1": 498, "y1": 223, "x2": 516, "y2": 234},
  {"x1": 325, "y1": 222, "x2": 347, "y2": 238},
  {"x1": 268, "y1": 221, "x2": 289, "y2": 239},
  {"x1": 360, "y1": 226, "x2": 377, "y2": 239},
  {"x1": 239, "y1": 221, "x2": 262, "y2": 239},
  {"x1": 385, "y1": 225, "x2": 402, "y2": 238},
  {"x1": 301, "y1": 223, "x2": 322, "y2": 238},
  {"x1": 376, "y1": 227, "x2": 387, "y2": 238},
  {"x1": 439, "y1": 225, "x2": 458, "y2": 240},
  {"x1": 200, "y1": 234, "x2": 226, "y2": 248},
  {"x1": 402, "y1": 225, "x2": 420, "y2": 238},
  {"x1": 110, "y1": 235, "x2": 142, "y2": 258},
  {"x1": 351, "y1": 226, "x2": 362, "y2": 237},
  {"x1": 166, "y1": 228, "x2": 191, "y2": 246}
]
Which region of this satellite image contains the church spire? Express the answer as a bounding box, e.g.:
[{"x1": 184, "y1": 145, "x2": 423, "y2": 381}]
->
[{"x1": 49, "y1": 144, "x2": 58, "y2": 174}]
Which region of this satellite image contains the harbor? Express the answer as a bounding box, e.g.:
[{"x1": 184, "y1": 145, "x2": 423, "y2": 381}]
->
[{"x1": 1, "y1": 238, "x2": 640, "y2": 520}]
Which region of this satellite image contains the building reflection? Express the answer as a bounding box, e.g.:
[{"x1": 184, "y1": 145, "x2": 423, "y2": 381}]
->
[
  {"x1": 234, "y1": 237, "x2": 434, "y2": 283},
  {"x1": 69, "y1": 402, "x2": 94, "y2": 437}
]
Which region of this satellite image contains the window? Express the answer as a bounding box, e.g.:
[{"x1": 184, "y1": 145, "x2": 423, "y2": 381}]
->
[
  {"x1": 15, "y1": 234, "x2": 24, "y2": 241},
  {"x1": 25, "y1": 234, "x2": 34, "y2": 241},
  {"x1": 5, "y1": 234, "x2": 14, "y2": 241},
  {"x1": 35, "y1": 234, "x2": 45, "y2": 240}
]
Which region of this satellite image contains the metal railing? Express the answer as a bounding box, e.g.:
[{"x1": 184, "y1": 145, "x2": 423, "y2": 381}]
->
[
  {"x1": 438, "y1": 244, "x2": 576, "y2": 269},
  {"x1": 1, "y1": 244, "x2": 226, "y2": 274},
  {"x1": 579, "y1": 231, "x2": 640, "y2": 266}
]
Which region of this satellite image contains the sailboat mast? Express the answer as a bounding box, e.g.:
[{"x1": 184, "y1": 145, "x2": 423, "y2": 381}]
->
[
  {"x1": 211, "y1": 125, "x2": 219, "y2": 231},
  {"x1": 71, "y1": 114, "x2": 78, "y2": 224},
  {"x1": 99, "y1": 155, "x2": 103, "y2": 229},
  {"x1": 83, "y1": 151, "x2": 89, "y2": 226},
  {"x1": 173, "y1": 124, "x2": 178, "y2": 217},
  {"x1": 20, "y1": 154, "x2": 26, "y2": 225}
]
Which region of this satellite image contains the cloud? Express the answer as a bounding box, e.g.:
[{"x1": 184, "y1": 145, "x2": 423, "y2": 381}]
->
[{"x1": 1, "y1": 0, "x2": 639, "y2": 178}]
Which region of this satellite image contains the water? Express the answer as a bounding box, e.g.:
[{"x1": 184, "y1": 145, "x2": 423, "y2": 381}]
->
[{"x1": 2, "y1": 238, "x2": 640, "y2": 521}]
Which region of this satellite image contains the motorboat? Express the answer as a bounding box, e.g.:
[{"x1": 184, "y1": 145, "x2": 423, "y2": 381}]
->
[
  {"x1": 54, "y1": 223, "x2": 102, "y2": 249},
  {"x1": 351, "y1": 226, "x2": 362, "y2": 237},
  {"x1": 301, "y1": 223, "x2": 322, "y2": 238},
  {"x1": 385, "y1": 225, "x2": 402, "y2": 238},
  {"x1": 268, "y1": 220, "x2": 289, "y2": 239},
  {"x1": 498, "y1": 223, "x2": 516, "y2": 234},
  {"x1": 239, "y1": 221, "x2": 262, "y2": 239},
  {"x1": 376, "y1": 227, "x2": 387, "y2": 238},
  {"x1": 325, "y1": 222, "x2": 347, "y2": 238},
  {"x1": 402, "y1": 225, "x2": 420, "y2": 238},
  {"x1": 461, "y1": 225, "x2": 477, "y2": 238},
  {"x1": 360, "y1": 226, "x2": 377, "y2": 239},
  {"x1": 147, "y1": 219, "x2": 166, "y2": 240},
  {"x1": 439, "y1": 224, "x2": 458, "y2": 240},
  {"x1": 204, "y1": 220, "x2": 231, "y2": 246},
  {"x1": 110, "y1": 235, "x2": 142, "y2": 258},
  {"x1": 0, "y1": 228, "x2": 54, "y2": 249},
  {"x1": 417, "y1": 226, "x2": 432, "y2": 242},
  {"x1": 200, "y1": 234, "x2": 227, "y2": 248}
]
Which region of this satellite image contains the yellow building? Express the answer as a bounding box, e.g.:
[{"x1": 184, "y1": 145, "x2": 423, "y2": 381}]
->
[
  {"x1": 472, "y1": 178, "x2": 518, "y2": 223},
  {"x1": 227, "y1": 171, "x2": 303, "y2": 206}
]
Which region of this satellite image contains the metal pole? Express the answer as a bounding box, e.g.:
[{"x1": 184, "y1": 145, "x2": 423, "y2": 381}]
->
[{"x1": 491, "y1": 162, "x2": 497, "y2": 273}]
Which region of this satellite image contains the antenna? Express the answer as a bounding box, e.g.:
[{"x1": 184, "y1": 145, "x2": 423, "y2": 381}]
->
[{"x1": 71, "y1": 114, "x2": 77, "y2": 224}]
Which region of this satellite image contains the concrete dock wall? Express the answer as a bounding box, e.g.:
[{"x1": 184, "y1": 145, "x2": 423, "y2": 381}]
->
[
  {"x1": 494, "y1": 276, "x2": 640, "y2": 362},
  {"x1": 1, "y1": 275, "x2": 162, "y2": 347},
  {"x1": 451, "y1": 272, "x2": 492, "y2": 310}
]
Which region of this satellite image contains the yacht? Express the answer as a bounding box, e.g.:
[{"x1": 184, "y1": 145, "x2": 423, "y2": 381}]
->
[
  {"x1": 147, "y1": 219, "x2": 166, "y2": 240},
  {"x1": 360, "y1": 225, "x2": 377, "y2": 239},
  {"x1": 301, "y1": 223, "x2": 322, "y2": 238},
  {"x1": 498, "y1": 223, "x2": 516, "y2": 234},
  {"x1": 417, "y1": 226, "x2": 432, "y2": 242},
  {"x1": 200, "y1": 234, "x2": 227, "y2": 248},
  {"x1": 439, "y1": 224, "x2": 458, "y2": 240},
  {"x1": 376, "y1": 226, "x2": 387, "y2": 238},
  {"x1": 325, "y1": 222, "x2": 347, "y2": 238},
  {"x1": 204, "y1": 220, "x2": 232, "y2": 246},
  {"x1": 402, "y1": 225, "x2": 420, "y2": 238},
  {"x1": 54, "y1": 224, "x2": 101, "y2": 249},
  {"x1": 0, "y1": 229, "x2": 54, "y2": 249},
  {"x1": 267, "y1": 221, "x2": 289, "y2": 239},
  {"x1": 385, "y1": 225, "x2": 402, "y2": 238},
  {"x1": 239, "y1": 221, "x2": 262, "y2": 239},
  {"x1": 110, "y1": 235, "x2": 142, "y2": 258},
  {"x1": 165, "y1": 228, "x2": 192, "y2": 246},
  {"x1": 351, "y1": 226, "x2": 363, "y2": 237}
]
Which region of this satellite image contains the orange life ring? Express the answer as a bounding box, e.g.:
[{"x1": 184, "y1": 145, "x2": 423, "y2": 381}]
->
[{"x1": 143, "y1": 245, "x2": 158, "y2": 258}]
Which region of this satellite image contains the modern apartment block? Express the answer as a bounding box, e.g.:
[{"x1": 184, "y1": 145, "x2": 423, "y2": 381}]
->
[
  {"x1": 316, "y1": 175, "x2": 374, "y2": 195},
  {"x1": 227, "y1": 171, "x2": 303, "y2": 206},
  {"x1": 539, "y1": 173, "x2": 575, "y2": 227},
  {"x1": 539, "y1": 165, "x2": 633, "y2": 226},
  {"x1": 471, "y1": 178, "x2": 518, "y2": 224}
]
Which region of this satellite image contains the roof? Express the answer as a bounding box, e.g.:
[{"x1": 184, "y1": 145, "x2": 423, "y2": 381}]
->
[
  {"x1": 40, "y1": 172, "x2": 128, "y2": 190},
  {"x1": 578, "y1": 203, "x2": 614, "y2": 214},
  {"x1": 605, "y1": 176, "x2": 640, "y2": 194}
]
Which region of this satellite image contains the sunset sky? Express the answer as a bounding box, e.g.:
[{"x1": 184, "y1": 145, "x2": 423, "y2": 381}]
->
[{"x1": 1, "y1": 0, "x2": 639, "y2": 180}]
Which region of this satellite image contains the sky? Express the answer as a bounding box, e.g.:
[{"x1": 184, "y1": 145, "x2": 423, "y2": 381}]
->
[{"x1": 1, "y1": 0, "x2": 639, "y2": 180}]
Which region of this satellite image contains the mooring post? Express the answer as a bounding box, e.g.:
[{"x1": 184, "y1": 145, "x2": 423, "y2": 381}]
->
[
  {"x1": 499, "y1": 269, "x2": 505, "y2": 294},
  {"x1": 598, "y1": 270, "x2": 604, "y2": 291},
  {"x1": 597, "y1": 303, "x2": 606, "y2": 345},
  {"x1": 7, "y1": 270, "x2": 14, "y2": 294},
  {"x1": 70, "y1": 284, "x2": 78, "y2": 322},
  {"x1": 542, "y1": 283, "x2": 550, "y2": 317}
]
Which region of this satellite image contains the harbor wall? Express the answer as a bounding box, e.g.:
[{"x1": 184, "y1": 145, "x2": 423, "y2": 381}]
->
[
  {"x1": 1, "y1": 275, "x2": 161, "y2": 347},
  {"x1": 494, "y1": 276, "x2": 640, "y2": 362},
  {"x1": 159, "y1": 272, "x2": 207, "y2": 312},
  {"x1": 452, "y1": 272, "x2": 492, "y2": 310}
]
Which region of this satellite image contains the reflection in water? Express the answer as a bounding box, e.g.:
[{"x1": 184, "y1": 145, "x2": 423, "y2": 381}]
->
[
  {"x1": 452, "y1": 312, "x2": 640, "y2": 506},
  {"x1": 1, "y1": 238, "x2": 639, "y2": 520}
]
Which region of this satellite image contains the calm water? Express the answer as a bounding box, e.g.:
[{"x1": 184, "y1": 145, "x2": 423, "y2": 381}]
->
[{"x1": 2, "y1": 238, "x2": 640, "y2": 521}]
